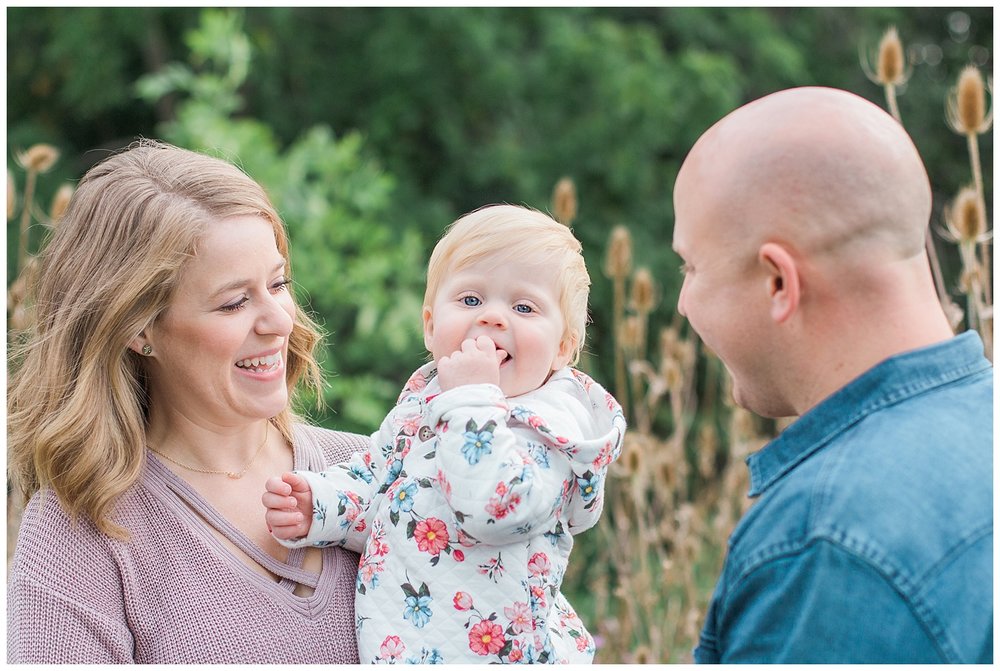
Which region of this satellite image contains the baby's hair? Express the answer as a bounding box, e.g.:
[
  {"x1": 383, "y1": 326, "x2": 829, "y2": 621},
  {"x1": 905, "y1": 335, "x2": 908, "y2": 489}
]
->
[{"x1": 424, "y1": 204, "x2": 590, "y2": 364}]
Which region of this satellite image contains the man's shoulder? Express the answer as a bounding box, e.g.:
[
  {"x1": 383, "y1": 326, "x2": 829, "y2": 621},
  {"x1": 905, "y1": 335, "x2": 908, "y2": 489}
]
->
[{"x1": 730, "y1": 381, "x2": 992, "y2": 586}]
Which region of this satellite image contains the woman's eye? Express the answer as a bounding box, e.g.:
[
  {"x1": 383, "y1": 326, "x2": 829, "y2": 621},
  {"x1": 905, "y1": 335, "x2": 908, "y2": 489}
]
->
[
  {"x1": 461, "y1": 296, "x2": 481, "y2": 307},
  {"x1": 514, "y1": 304, "x2": 533, "y2": 314},
  {"x1": 271, "y1": 278, "x2": 292, "y2": 293},
  {"x1": 221, "y1": 296, "x2": 249, "y2": 312}
]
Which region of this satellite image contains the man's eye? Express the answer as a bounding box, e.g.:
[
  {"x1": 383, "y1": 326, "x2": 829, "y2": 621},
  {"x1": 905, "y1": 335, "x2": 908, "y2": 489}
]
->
[
  {"x1": 514, "y1": 304, "x2": 533, "y2": 314},
  {"x1": 461, "y1": 296, "x2": 481, "y2": 307}
]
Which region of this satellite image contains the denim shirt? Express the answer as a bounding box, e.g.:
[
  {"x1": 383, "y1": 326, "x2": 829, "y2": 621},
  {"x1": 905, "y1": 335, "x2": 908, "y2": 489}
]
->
[{"x1": 695, "y1": 332, "x2": 993, "y2": 663}]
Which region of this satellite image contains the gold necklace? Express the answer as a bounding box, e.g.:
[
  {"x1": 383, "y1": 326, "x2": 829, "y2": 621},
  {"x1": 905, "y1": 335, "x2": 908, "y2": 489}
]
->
[{"x1": 148, "y1": 422, "x2": 270, "y2": 479}]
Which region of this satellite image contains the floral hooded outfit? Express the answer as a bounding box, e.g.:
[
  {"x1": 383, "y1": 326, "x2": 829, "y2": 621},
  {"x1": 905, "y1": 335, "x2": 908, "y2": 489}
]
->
[{"x1": 281, "y1": 362, "x2": 625, "y2": 664}]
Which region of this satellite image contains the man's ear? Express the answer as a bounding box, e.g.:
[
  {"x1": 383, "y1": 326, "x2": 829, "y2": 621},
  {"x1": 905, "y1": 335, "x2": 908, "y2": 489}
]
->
[
  {"x1": 422, "y1": 307, "x2": 435, "y2": 352},
  {"x1": 759, "y1": 242, "x2": 800, "y2": 324}
]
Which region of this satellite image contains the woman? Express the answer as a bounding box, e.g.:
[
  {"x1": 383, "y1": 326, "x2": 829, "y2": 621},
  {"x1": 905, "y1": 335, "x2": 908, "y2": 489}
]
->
[{"x1": 7, "y1": 140, "x2": 363, "y2": 663}]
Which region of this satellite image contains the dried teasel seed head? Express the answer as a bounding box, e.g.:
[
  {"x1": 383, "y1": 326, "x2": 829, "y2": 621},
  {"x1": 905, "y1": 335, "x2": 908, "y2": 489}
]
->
[
  {"x1": 947, "y1": 186, "x2": 986, "y2": 243},
  {"x1": 630, "y1": 267, "x2": 657, "y2": 314},
  {"x1": 631, "y1": 646, "x2": 653, "y2": 664},
  {"x1": 877, "y1": 26, "x2": 905, "y2": 85},
  {"x1": 604, "y1": 225, "x2": 632, "y2": 279},
  {"x1": 7, "y1": 171, "x2": 16, "y2": 220},
  {"x1": 659, "y1": 326, "x2": 680, "y2": 362},
  {"x1": 619, "y1": 314, "x2": 643, "y2": 353},
  {"x1": 16, "y1": 144, "x2": 60, "y2": 174},
  {"x1": 956, "y1": 65, "x2": 987, "y2": 134},
  {"x1": 551, "y1": 177, "x2": 577, "y2": 226},
  {"x1": 49, "y1": 184, "x2": 74, "y2": 224}
]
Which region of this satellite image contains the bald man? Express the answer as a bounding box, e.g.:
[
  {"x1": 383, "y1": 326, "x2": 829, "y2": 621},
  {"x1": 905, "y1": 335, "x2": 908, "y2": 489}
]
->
[{"x1": 673, "y1": 87, "x2": 992, "y2": 663}]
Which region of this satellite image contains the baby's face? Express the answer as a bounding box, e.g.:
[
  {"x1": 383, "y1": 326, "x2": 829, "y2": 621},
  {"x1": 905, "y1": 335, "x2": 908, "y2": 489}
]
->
[{"x1": 423, "y1": 255, "x2": 570, "y2": 397}]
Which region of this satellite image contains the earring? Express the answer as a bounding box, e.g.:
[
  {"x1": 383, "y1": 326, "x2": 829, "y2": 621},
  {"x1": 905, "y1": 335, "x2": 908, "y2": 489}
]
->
[{"x1": 141, "y1": 344, "x2": 153, "y2": 356}]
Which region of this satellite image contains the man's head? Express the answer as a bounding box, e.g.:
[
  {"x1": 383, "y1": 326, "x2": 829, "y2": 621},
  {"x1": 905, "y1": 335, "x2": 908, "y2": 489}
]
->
[{"x1": 672, "y1": 86, "x2": 937, "y2": 416}]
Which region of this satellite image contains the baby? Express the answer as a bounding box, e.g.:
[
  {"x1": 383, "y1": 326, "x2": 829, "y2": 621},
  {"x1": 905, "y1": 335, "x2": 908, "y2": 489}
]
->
[{"x1": 263, "y1": 204, "x2": 626, "y2": 663}]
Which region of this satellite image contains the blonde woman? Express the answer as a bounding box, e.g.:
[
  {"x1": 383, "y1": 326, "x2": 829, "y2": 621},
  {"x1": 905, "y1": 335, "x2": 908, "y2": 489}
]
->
[{"x1": 7, "y1": 140, "x2": 363, "y2": 663}]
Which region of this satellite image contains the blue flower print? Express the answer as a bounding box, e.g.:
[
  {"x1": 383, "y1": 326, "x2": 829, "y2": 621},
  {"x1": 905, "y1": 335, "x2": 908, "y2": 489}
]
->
[
  {"x1": 313, "y1": 499, "x2": 328, "y2": 528},
  {"x1": 403, "y1": 594, "x2": 433, "y2": 628},
  {"x1": 576, "y1": 471, "x2": 601, "y2": 502},
  {"x1": 407, "y1": 647, "x2": 444, "y2": 664},
  {"x1": 348, "y1": 464, "x2": 374, "y2": 483},
  {"x1": 461, "y1": 419, "x2": 497, "y2": 465},
  {"x1": 390, "y1": 481, "x2": 418, "y2": 513},
  {"x1": 380, "y1": 459, "x2": 404, "y2": 492}
]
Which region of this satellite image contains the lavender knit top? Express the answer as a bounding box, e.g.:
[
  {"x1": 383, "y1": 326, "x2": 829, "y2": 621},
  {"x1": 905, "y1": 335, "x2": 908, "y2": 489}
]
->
[{"x1": 7, "y1": 424, "x2": 364, "y2": 664}]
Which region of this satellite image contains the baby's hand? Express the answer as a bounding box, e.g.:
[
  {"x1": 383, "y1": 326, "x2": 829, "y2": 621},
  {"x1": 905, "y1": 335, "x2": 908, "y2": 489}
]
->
[
  {"x1": 262, "y1": 472, "x2": 313, "y2": 540},
  {"x1": 437, "y1": 336, "x2": 506, "y2": 392}
]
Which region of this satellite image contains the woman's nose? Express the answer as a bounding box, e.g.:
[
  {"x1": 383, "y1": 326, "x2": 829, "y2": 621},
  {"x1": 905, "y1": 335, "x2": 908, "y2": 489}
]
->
[{"x1": 257, "y1": 293, "x2": 294, "y2": 337}]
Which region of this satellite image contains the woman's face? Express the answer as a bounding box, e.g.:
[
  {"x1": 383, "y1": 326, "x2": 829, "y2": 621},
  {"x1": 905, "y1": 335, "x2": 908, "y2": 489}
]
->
[{"x1": 142, "y1": 215, "x2": 295, "y2": 428}]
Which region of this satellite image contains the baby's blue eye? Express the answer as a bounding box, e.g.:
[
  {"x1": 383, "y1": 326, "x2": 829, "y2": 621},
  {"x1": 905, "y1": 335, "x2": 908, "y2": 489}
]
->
[
  {"x1": 461, "y1": 296, "x2": 481, "y2": 307},
  {"x1": 514, "y1": 304, "x2": 533, "y2": 314}
]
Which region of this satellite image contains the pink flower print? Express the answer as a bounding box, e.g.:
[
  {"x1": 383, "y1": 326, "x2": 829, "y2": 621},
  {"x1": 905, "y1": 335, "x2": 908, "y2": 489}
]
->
[
  {"x1": 413, "y1": 517, "x2": 450, "y2": 555},
  {"x1": 404, "y1": 371, "x2": 427, "y2": 393},
  {"x1": 468, "y1": 620, "x2": 505, "y2": 656},
  {"x1": 508, "y1": 641, "x2": 524, "y2": 663},
  {"x1": 594, "y1": 441, "x2": 614, "y2": 468},
  {"x1": 399, "y1": 414, "x2": 421, "y2": 437},
  {"x1": 435, "y1": 469, "x2": 453, "y2": 500},
  {"x1": 453, "y1": 591, "x2": 474, "y2": 611},
  {"x1": 380, "y1": 635, "x2": 405, "y2": 660},
  {"x1": 529, "y1": 584, "x2": 547, "y2": 609},
  {"x1": 527, "y1": 414, "x2": 546, "y2": 430},
  {"x1": 576, "y1": 634, "x2": 591, "y2": 652},
  {"x1": 453, "y1": 549, "x2": 465, "y2": 562},
  {"x1": 527, "y1": 552, "x2": 551, "y2": 577},
  {"x1": 504, "y1": 601, "x2": 533, "y2": 634},
  {"x1": 477, "y1": 553, "x2": 506, "y2": 582},
  {"x1": 485, "y1": 481, "x2": 520, "y2": 520},
  {"x1": 358, "y1": 555, "x2": 384, "y2": 590},
  {"x1": 456, "y1": 528, "x2": 477, "y2": 548},
  {"x1": 353, "y1": 518, "x2": 367, "y2": 534}
]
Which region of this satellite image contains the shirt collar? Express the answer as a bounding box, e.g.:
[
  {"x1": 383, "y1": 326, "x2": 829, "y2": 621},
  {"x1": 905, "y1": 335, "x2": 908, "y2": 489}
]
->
[{"x1": 746, "y1": 331, "x2": 991, "y2": 498}]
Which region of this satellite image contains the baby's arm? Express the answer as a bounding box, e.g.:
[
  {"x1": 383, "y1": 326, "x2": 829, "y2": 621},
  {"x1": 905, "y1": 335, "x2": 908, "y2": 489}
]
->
[
  {"x1": 427, "y1": 379, "x2": 596, "y2": 545},
  {"x1": 262, "y1": 433, "x2": 388, "y2": 553},
  {"x1": 263, "y1": 472, "x2": 314, "y2": 540}
]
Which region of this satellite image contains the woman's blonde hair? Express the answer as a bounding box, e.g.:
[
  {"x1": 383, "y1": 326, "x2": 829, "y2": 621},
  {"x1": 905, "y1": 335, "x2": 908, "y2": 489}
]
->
[
  {"x1": 7, "y1": 140, "x2": 323, "y2": 539},
  {"x1": 423, "y1": 204, "x2": 591, "y2": 364}
]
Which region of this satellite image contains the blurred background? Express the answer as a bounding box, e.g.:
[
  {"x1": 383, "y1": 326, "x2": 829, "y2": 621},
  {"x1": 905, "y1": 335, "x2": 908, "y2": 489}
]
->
[{"x1": 7, "y1": 7, "x2": 993, "y2": 663}]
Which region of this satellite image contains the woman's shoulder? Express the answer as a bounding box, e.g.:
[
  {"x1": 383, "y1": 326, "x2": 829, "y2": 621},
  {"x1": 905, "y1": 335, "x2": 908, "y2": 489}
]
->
[
  {"x1": 9, "y1": 489, "x2": 124, "y2": 599},
  {"x1": 293, "y1": 423, "x2": 369, "y2": 469}
]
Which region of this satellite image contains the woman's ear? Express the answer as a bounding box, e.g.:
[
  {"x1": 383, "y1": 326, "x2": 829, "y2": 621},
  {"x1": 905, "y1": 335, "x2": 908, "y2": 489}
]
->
[
  {"x1": 128, "y1": 330, "x2": 150, "y2": 356},
  {"x1": 759, "y1": 242, "x2": 801, "y2": 324}
]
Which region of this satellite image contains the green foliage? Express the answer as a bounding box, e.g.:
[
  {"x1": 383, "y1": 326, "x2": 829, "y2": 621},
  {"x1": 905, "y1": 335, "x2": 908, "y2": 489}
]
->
[{"x1": 136, "y1": 9, "x2": 425, "y2": 432}]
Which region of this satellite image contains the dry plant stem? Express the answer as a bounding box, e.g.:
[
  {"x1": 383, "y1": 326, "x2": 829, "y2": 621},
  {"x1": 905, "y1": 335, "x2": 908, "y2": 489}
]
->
[
  {"x1": 613, "y1": 276, "x2": 629, "y2": 416},
  {"x1": 967, "y1": 132, "x2": 992, "y2": 304},
  {"x1": 17, "y1": 168, "x2": 38, "y2": 276},
  {"x1": 885, "y1": 84, "x2": 902, "y2": 125}
]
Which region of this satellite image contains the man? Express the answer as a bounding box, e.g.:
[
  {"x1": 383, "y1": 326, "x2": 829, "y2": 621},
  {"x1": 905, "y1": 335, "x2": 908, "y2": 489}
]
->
[{"x1": 672, "y1": 86, "x2": 992, "y2": 663}]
